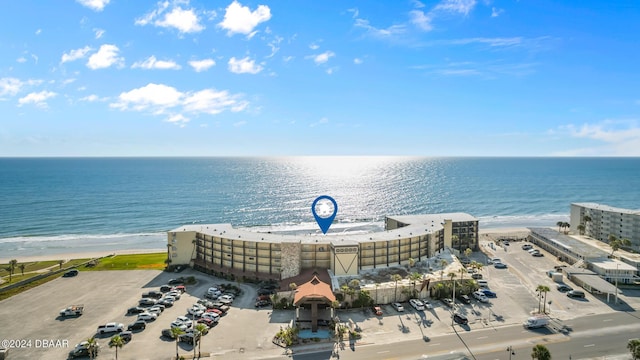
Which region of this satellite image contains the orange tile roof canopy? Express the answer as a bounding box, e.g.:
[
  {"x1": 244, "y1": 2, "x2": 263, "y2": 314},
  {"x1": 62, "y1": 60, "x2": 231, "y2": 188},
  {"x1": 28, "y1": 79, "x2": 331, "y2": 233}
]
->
[{"x1": 293, "y1": 273, "x2": 336, "y2": 306}]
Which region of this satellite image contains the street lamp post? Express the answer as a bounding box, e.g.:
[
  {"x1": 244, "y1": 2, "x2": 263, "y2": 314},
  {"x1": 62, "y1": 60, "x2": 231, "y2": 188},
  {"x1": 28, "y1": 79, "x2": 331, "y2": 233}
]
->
[
  {"x1": 615, "y1": 263, "x2": 619, "y2": 304},
  {"x1": 451, "y1": 277, "x2": 456, "y2": 326},
  {"x1": 507, "y1": 346, "x2": 515, "y2": 360}
]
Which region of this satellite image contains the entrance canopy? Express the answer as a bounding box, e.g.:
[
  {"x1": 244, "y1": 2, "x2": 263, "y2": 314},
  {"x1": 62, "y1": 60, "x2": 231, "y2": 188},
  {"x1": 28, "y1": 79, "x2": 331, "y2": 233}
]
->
[{"x1": 294, "y1": 273, "x2": 336, "y2": 306}]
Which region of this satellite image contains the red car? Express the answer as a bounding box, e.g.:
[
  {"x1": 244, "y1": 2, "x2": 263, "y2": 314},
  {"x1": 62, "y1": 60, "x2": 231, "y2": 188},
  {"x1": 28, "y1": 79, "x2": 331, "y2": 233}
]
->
[
  {"x1": 197, "y1": 318, "x2": 216, "y2": 327},
  {"x1": 206, "y1": 308, "x2": 223, "y2": 316},
  {"x1": 174, "y1": 285, "x2": 186, "y2": 293}
]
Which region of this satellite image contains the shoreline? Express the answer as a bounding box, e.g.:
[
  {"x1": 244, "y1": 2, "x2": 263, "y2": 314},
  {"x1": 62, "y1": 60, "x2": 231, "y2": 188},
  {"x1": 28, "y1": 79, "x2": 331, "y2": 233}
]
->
[
  {"x1": 0, "y1": 248, "x2": 166, "y2": 264},
  {"x1": 1, "y1": 227, "x2": 536, "y2": 264}
]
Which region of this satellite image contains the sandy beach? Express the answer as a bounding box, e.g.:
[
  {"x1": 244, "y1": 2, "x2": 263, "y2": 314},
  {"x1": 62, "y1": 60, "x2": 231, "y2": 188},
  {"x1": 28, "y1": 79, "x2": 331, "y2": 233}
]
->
[
  {"x1": 0, "y1": 248, "x2": 166, "y2": 264},
  {"x1": 1, "y1": 228, "x2": 534, "y2": 265}
]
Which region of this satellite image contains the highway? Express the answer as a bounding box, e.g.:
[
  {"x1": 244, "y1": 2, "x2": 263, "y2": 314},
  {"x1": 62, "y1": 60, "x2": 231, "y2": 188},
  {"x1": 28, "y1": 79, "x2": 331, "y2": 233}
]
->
[{"x1": 284, "y1": 311, "x2": 640, "y2": 360}]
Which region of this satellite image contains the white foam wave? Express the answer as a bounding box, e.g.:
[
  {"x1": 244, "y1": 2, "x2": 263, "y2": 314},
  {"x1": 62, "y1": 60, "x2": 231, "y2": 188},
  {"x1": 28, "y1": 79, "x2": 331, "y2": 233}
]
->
[
  {"x1": 477, "y1": 213, "x2": 569, "y2": 228},
  {"x1": 0, "y1": 232, "x2": 166, "y2": 244}
]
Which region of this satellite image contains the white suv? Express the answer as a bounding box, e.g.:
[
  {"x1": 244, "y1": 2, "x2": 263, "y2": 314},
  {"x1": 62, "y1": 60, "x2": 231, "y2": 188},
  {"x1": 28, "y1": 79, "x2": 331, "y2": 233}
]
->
[
  {"x1": 472, "y1": 290, "x2": 489, "y2": 303},
  {"x1": 409, "y1": 299, "x2": 425, "y2": 311}
]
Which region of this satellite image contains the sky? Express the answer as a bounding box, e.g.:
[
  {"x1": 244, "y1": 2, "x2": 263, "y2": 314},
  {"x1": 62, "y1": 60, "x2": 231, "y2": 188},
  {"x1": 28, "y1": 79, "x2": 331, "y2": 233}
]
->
[{"x1": 1, "y1": 0, "x2": 639, "y2": 157}]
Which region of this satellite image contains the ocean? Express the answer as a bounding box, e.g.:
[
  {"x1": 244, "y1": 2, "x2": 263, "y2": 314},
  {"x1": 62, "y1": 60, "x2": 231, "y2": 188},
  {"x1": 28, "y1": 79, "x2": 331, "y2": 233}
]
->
[{"x1": 1, "y1": 157, "x2": 639, "y2": 259}]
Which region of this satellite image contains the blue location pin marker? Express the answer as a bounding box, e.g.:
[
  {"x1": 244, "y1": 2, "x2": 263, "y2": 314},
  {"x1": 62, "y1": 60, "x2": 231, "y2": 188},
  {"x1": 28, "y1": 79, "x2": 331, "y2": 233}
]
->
[{"x1": 311, "y1": 195, "x2": 338, "y2": 234}]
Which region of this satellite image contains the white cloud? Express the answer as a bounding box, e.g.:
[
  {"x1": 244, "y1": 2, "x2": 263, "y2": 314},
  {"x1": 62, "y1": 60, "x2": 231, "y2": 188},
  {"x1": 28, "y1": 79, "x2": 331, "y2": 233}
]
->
[
  {"x1": 76, "y1": 0, "x2": 110, "y2": 11},
  {"x1": 283, "y1": 56, "x2": 294, "y2": 62},
  {"x1": 354, "y1": 19, "x2": 406, "y2": 38},
  {"x1": 94, "y1": 28, "x2": 105, "y2": 39},
  {"x1": 491, "y1": 7, "x2": 504, "y2": 17},
  {"x1": 61, "y1": 46, "x2": 92, "y2": 63},
  {"x1": 35, "y1": 29, "x2": 42, "y2": 35},
  {"x1": 354, "y1": 58, "x2": 363, "y2": 65},
  {"x1": 0, "y1": 78, "x2": 42, "y2": 97},
  {"x1": 309, "y1": 43, "x2": 320, "y2": 50},
  {"x1": 310, "y1": 117, "x2": 329, "y2": 127},
  {"x1": 111, "y1": 83, "x2": 182, "y2": 112},
  {"x1": 188, "y1": 59, "x2": 216, "y2": 72},
  {"x1": 218, "y1": 0, "x2": 271, "y2": 36},
  {"x1": 79, "y1": 94, "x2": 107, "y2": 102},
  {"x1": 307, "y1": 51, "x2": 335, "y2": 65},
  {"x1": 412, "y1": 0, "x2": 426, "y2": 8},
  {"x1": 16, "y1": 57, "x2": 27, "y2": 63},
  {"x1": 167, "y1": 114, "x2": 189, "y2": 123},
  {"x1": 558, "y1": 120, "x2": 640, "y2": 156},
  {"x1": 0, "y1": 78, "x2": 23, "y2": 96},
  {"x1": 409, "y1": 10, "x2": 433, "y2": 31},
  {"x1": 136, "y1": 2, "x2": 204, "y2": 33},
  {"x1": 347, "y1": 8, "x2": 359, "y2": 18},
  {"x1": 111, "y1": 83, "x2": 248, "y2": 120},
  {"x1": 18, "y1": 91, "x2": 57, "y2": 107},
  {"x1": 228, "y1": 57, "x2": 263, "y2": 74},
  {"x1": 266, "y1": 36, "x2": 283, "y2": 58},
  {"x1": 434, "y1": 0, "x2": 477, "y2": 15},
  {"x1": 87, "y1": 44, "x2": 123, "y2": 69},
  {"x1": 447, "y1": 37, "x2": 523, "y2": 47},
  {"x1": 132, "y1": 56, "x2": 181, "y2": 70}
]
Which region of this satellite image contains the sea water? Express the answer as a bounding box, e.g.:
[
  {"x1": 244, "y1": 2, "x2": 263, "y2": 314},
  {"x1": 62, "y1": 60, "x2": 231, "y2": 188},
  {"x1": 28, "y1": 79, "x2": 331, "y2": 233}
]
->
[{"x1": 1, "y1": 157, "x2": 639, "y2": 258}]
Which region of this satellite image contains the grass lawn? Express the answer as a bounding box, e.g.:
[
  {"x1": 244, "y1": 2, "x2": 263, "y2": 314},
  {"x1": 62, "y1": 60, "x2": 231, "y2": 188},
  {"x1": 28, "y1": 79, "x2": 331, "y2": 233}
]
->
[{"x1": 82, "y1": 253, "x2": 166, "y2": 271}]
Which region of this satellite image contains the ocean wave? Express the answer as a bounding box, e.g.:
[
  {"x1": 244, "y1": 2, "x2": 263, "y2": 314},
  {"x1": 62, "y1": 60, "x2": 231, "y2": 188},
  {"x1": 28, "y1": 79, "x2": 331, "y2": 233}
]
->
[
  {"x1": 0, "y1": 232, "x2": 166, "y2": 244},
  {"x1": 476, "y1": 213, "x2": 569, "y2": 228}
]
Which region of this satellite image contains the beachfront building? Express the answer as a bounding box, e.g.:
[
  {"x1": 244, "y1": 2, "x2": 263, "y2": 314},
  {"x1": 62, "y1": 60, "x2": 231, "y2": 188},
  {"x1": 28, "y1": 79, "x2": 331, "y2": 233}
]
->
[
  {"x1": 570, "y1": 203, "x2": 640, "y2": 252},
  {"x1": 167, "y1": 213, "x2": 478, "y2": 281}
]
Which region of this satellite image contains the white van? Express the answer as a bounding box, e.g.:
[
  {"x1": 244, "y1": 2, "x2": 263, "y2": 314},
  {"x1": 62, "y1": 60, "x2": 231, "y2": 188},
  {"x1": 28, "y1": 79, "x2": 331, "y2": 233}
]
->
[{"x1": 477, "y1": 280, "x2": 488, "y2": 288}]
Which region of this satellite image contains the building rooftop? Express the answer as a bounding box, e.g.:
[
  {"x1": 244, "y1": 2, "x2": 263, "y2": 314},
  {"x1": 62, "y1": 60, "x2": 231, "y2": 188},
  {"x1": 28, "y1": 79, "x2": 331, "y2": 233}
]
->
[
  {"x1": 528, "y1": 227, "x2": 609, "y2": 259},
  {"x1": 169, "y1": 213, "x2": 476, "y2": 245},
  {"x1": 589, "y1": 258, "x2": 638, "y2": 271},
  {"x1": 572, "y1": 202, "x2": 640, "y2": 215}
]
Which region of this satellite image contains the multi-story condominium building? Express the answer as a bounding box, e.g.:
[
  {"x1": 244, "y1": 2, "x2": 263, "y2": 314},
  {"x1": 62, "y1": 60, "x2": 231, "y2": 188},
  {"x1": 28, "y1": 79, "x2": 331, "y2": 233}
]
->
[
  {"x1": 167, "y1": 213, "x2": 478, "y2": 281},
  {"x1": 570, "y1": 202, "x2": 640, "y2": 252}
]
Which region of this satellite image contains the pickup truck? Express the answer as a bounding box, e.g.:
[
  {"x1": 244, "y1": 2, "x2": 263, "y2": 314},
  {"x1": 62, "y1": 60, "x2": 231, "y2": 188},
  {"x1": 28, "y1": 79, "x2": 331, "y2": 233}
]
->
[
  {"x1": 60, "y1": 305, "x2": 84, "y2": 317},
  {"x1": 97, "y1": 322, "x2": 124, "y2": 334}
]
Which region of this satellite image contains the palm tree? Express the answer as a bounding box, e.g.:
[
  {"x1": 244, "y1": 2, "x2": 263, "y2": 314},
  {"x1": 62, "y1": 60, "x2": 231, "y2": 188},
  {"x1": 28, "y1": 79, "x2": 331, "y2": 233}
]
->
[
  {"x1": 195, "y1": 323, "x2": 208, "y2": 358},
  {"x1": 448, "y1": 272, "x2": 457, "y2": 297},
  {"x1": 539, "y1": 285, "x2": 550, "y2": 313},
  {"x1": 8, "y1": 259, "x2": 17, "y2": 282},
  {"x1": 171, "y1": 327, "x2": 185, "y2": 359},
  {"x1": 609, "y1": 235, "x2": 632, "y2": 255},
  {"x1": 409, "y1": 272, "x2": 422, "y2": 298},
  {"x1": 86, "y1": 336, "x2": 98, "y2": 360},
  {"x1": 349, "y1": 279, "x2": 360, "y2": 290},
  {"x1": 341, "y1": 284, "x2": 355, "y2": 306},
  {"x1": 58, "y1": 259, "x2": 64, "y2": 269},
  {"x1": 390, "y1": 274, "x2": 402, "y2": 302},
  {"x1": 464, "y1": 248, "x2": 472, "y2": 259},
  {"x1": 408, "y1": 257, "x2": 416, "y2": 269},
  {"x1": 19, "y1": 263, "x2": 25, "y2": 276},
  {"x1": 577, "y1": 224, "x2": 585, "y2": 235},
  {"x1": 109, "y1": 335, "x2": 124, "y2": 360},
  {"x1": 556, "y1": 221, "x2": 564, "y2": 233},
  {"x1": 628, "y1": 338, "x2": 640, "y2": 360},
  {"x1": 562, "y1": 222, "x2": 570, "y2": 234},
  {"x1": 288, "y1": 282, "x2": 297, "y2": 305},
  {"x1": 531, "y1": 344, "x2": 551, "y2": 360}
]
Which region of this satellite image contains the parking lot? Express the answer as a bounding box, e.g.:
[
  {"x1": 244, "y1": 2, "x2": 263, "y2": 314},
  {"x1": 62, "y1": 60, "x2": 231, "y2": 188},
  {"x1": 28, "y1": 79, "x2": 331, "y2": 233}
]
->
[{"x1": 0, "y1": 269, "x2": 292, "y2": 360}]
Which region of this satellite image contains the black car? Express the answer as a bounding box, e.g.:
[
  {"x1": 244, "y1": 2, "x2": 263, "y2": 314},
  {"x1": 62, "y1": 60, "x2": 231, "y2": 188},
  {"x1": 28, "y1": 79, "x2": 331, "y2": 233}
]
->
[
  {"x1": 118, "y1": 331, "x2": 132, "y2": 343},
  {"x1": 63, "y1": 269, "x2": 79, "y2": 277},
  {"x1": 127, "y1": 320, "x2": 146, "y2": 331},
  {"x1": 168, "y1": 278, "x2": 185, "y2": 285},
  {"x1": 255, "y1": 300, "x2": 271, "y2": 308},
  {"x1": 142, "y1": 290, "x2": 163, "y2": 299},
  {"x1": 457, "y1": 294, "x2": 471, "y2": 304},
  {"x1": 161, "y1": 328, "x2": 177, "y2": 339},
  {"x1": 127, "y1": 307, "x2": 146, "y2": 315},
  {"x1": 160, "y1": 285, "x2": 173, "y2": 292},
  {"x1": 453, "y1": 313, "x2": 468, "y2": 325}
]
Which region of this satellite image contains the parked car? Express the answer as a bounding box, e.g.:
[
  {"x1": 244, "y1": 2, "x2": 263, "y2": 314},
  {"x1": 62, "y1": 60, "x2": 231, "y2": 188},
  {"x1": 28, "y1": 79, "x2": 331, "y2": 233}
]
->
[
  {"x1": 160, "y1": 285, "x2": 173, "y2": 292},
  {"x1": 127, "y1": 320, "x2": 146, "y2": 331},
  {"x1": 168, "y1": 278, "x2": 185, "y2": 285},
  {"x1": 255, "y1": 300, "x2": 272, "y2": 308},
  {"x1": 118, "y1": 331, "x2": 132, "y2": 343},
  {"x1": 441, "y1": 298, "x2": 454, "y2": 308},
  {"x1": 63, "y1": 269, "x2": 79, "y2": 277},
  {"x1": 170, "y1": 321, "x2": 188, "y2": 331},
  {"x1": 522, "y1": 244, "x2": 533, "y2": 250},
  {"x1": 147, "y1": 307, "x2": 162, "y2": 316},
  {"x1": 142, "y1": 290, "x2": 163, "y2": 299},
  {"x1": 457, "y1": 294, "x2": 471, "y2": 304},
  {"x1": 97, "y1": 322, "x2": 124, "y2": 334},
  {"x1": 567, "y1": 290, "x2": 585, "y2": 298},
  {"x1": 139, "y1": 298, "x2": 157, "y2": 306},
  {"x1": 179, "y1": 332, "x2": 201, "y2": 345},
  {"x1": 176, "y1": 316, "x2": 193, "y2": 327},
  {"x1": 188, "y1": 307, "x2": 204, "y2": 317},
  {"x1": 392, "y1": 302, "x2": 404, "y2": 312},
  {"x1": 68, "y1": 341, "x2": 99, "y2": 358},
  {"x1": 421, "y1": 300, "x2": 433, "y2": 309},
  {"x1": 409, "y1": 299, "x2": 425, "y2": 311},
  {"x1": 471, "y1": 273, "x2": 483, "y2": 280},
  {"x1": 158, "y1": 298, "x2": 174, "y2": 307},
  {"x1": 532, "y1": 252, "x2": 544, "y2": 257},
  {"x1": 206, "y1": 308, "x2": 223, "y2": 316},
  {"x1": 149, "y1": 304, "x2": 165, "y2": 313},
  {"x1": 557, "y1": 284, "x2": 573, "y2": 292},
  {"x1": 161, "y1": 328, "x2": 177, "y2": 339},
  {"x1": 494, "y1": 262, "x2": 508, "y2": 269},
  {"x1": 174, "y1": 285, "x2": 186, "y2": 293},
  {"x1": 166, "y1": 291, "x2": 181, "y2": 300},
  {"x1": 472, "y1": 290, "x2": 489, "y2": 303},
  {"x1": 137, "y1": 312, "x2": 157, "y2": 322},
  {"x1": 453, "y1": 313, "x2": 468, "y2": 325},
  {"x1": 480, "y1": 289, "x2": 497, "y2": 298},
  {"x1": 372, "y1": 306, "x2": 383, "y2": 316},
  {"x1": 219, "y1": 294, "x2": 234, "y2": 303},
  {"x1": 197, "y1": 318, "x2": 216, "y2": 328}
]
